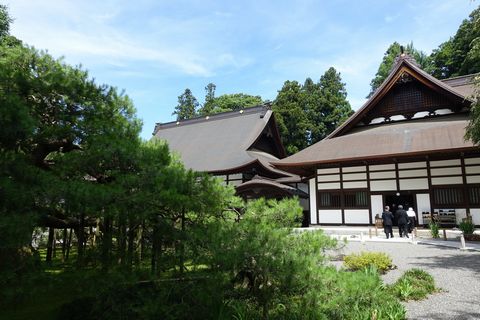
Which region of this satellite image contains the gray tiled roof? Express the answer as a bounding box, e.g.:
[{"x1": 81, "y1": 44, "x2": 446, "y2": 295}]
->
[{"x1": 152, "y1": 106, "x2": 281, "y2": 173}]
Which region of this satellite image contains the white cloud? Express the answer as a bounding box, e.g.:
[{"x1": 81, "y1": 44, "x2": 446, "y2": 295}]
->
[{"x1": 6, "y1": 0, "x2": 251, "y2": 77}]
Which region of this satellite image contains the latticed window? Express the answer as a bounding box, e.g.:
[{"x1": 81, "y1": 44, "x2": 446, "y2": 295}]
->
[
  {"x1": 433, "y1": 187, "x2": 463, "y2": 206},
  {"x1": 468, "y1": 186, "x2": 480, "y2": 205},
  {"x1": 318, "y1": 192, "x2": 341, "y2": 208},
  {"x1": 344, "y1": 191, "x2": 368, "y2": 208}
]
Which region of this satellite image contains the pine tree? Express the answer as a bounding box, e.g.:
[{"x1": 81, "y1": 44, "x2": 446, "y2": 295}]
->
[
  {"x1": 311, "y1": 67, "x2": 353, "y2": 143},
  {"x1": 273, "y1": 81, "x2": 310, "y2": 155},
  {"x1": 199, "y1": 83, "x2": 216, "y2": 115},
  {"x1": 273, "y1": 69, "x2": 352, "y2": 155},
  {"x1": 172, "y1": 88, "x2": 199, "y2": 120}
]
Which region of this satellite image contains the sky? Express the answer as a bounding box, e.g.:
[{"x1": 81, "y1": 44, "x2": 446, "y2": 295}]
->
[{"x1": 5, "y1": 0, "x2": 477, "y2": 139}]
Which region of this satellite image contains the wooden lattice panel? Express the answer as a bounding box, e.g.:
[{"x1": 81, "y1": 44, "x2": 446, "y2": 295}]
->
[{"x1": 364, "y1": 78, "x2": 461, "y2": 123}]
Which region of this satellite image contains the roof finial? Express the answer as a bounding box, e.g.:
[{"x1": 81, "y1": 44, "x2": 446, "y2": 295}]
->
[{"x1": 400, "y1": 45, "x2": 405, "y2": 57}]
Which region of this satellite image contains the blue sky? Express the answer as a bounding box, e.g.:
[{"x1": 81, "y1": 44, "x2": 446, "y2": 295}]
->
[{"x1": 5, "y1": 0, "x2": 477, "y2": 139}]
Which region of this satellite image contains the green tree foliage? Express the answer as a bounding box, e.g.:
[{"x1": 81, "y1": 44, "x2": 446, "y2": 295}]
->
[
  {"x1": 198, "y1": 92, "x2": 263, "y2": 115},
  {"x1": 0, "y1": 5, "x2": 12, "y2": 38},
  {"x1": 172, "y1": 88, "x2": 199, "y2": 120},
  {"x1": 273, "y1": 68, "x2": 353, "y2": 155},
  {"x1": 200, "y1": 82, "x2": 216, "y2": 115},
  {"x1": 430, "y1": 6, "x2": 480, "y2": 79},
  {"x1": 368, "y1": 42, "x2": 431, "y2": 96},
  {"x1": 176, "y1": 84, "x2": 263, "y2": 118},
  {"x1": 312, "y1": 67, "x2": 353, "y2": 142},
  {"x1": 1, "y1": 7, "x2": 410, "y2": 319},
  {"x1": 273, "y1": 80, "x2": 310, "y2": 155},
  {"x1": 465, "y1": 76, "x2": 480, "y2": 144}
]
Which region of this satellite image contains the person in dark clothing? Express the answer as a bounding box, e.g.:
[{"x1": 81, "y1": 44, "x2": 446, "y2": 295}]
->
[
  {"x1": 391, "y1": 204, "x2": 398, "y2": 226},
  {"x1": 382, "y1": 206, "x2": 394, "y2": 239},
  {"x1": 395, "y1": 205, "x2": 409, "y2": 238}
]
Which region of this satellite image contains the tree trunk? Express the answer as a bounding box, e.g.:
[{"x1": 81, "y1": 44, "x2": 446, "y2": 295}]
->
[
  {"x1": 46, "y1": 227, "x2": 55, "y2": 263},
  {"x1": 102, "y1": 216, "x2": 112, "y2": 271},
  {"x1": 66, "y1": 228, "x2": 73, "y2": 261},
  {"x1": 127, "y1": 219, "x2": 135, "y2": 271},
  {"x1": 136, "y1": 221, "x2": 144, "y2": 265},
  {"x1": 76, "y1": 213, "x2": 85, "y2": 268},
  {"x1": 61, "y1": 228, "x2": 67, "y2": 262},
  {"x1": 151, "y1": 223, "x2": 158, "y2": 275},
  {"x1": 118, "y1": 215, "x2": 127, "y2": 265},
  {"x1": 179, "y1": 208, "x2": 185, "y2": 275}
]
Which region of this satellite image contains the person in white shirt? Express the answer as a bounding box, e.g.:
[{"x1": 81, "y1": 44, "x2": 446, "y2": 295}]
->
[{"x1": 407, "y1": 207, "x2": 416, "y2": 233}]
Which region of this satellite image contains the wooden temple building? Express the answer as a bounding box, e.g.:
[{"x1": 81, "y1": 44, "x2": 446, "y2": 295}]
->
[
  {"x1": 275, "y1": 54, "x2": 479, "y2": 226},
  {"x1": 152, "y1": 105, "x2": 308, "y2": 206}
]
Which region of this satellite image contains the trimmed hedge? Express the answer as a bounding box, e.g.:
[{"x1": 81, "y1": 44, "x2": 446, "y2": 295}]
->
[{"x1": 343, "y1": 251, "x2": 393, "y2": 273}]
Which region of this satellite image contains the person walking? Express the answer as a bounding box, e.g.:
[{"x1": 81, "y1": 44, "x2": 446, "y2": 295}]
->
[
  {"x1": 407, "y1": 207, "x2": 416, "y2": 233},
  {"x1": 382, "y1": 206, "x2": 394, "y2": 239},
  {"x1": 395, "y1": 205, "x2": 409, "y2": 238}
]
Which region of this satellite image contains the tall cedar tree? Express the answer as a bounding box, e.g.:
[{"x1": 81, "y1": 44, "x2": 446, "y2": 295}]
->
[
  {"x1": 312, "y1": 67, "x2": 353, "y2": 143},
  {"x1": 273, "y1": 68, "x2": 352, "y2": 155},
  {"x1": 272, "y1": 81, "x2": 309, "y2": 155},
  {"x1": 429, "y1": 6, "x2": 480, "y2": 79},
  {"x1": 368, "y1": 42, "x2": 431, "y2": 97},
  {"x1": 199, "y1": 83, "x2": 216, "y2": 115},
  {"x1": 173, "y1": 88, "x2": 199, "y2": 120}
]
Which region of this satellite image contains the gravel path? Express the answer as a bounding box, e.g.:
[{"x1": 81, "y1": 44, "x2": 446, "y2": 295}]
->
[{"x1": 330, "y1": 241, "x2": 480, "y2": 320}]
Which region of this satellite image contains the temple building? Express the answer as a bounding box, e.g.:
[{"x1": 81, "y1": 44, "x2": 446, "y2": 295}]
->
[
  {"x1": 275, "y1": 55, "x2": 479, "y2": 226},
  {"x1": 152, "y1": 105, "x2": 308, "y2": 215}
]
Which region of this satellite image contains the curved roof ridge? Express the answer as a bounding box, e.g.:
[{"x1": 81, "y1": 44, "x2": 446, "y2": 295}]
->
[{"x1": 326, "y1": 58, "x2": 472, "y2": 139}]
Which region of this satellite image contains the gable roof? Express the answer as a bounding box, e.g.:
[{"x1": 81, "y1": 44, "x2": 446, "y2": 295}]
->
[
  {"x1": 274, "y1": 57, "x2": 476, "y2": 176},
  {"x1": 152, "y1": 105, "x2": 289, "y2": 175},
  {"x1": 328, "y1": 57, "x2": 473, "y2": 139}
]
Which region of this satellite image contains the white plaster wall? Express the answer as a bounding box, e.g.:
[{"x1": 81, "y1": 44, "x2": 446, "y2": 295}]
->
[
  {"x1": 369, "y1": 164, "x2": 395, "y2": 171},
  {"x1": 318, "y1": 210, "x2": 342, "y2": 224},
  {"x1": 370, "y1": 180, "x2": 397, "y2": 191},
  {"x1": 398, "y1": 162, "x2": 427, "y2": 169},
  {"x1": 416, "y1": 193, "x2": 431, "y2": 225},
  {"x1": 344, "y1": 209, "x2": 370, "y2": 224},
  {"x1": 370, "y1": 171, "x2": 396, "y2": 179},
  {"x1": 399, "y1": 169, "x2": 427, "y2": 178},
  {"x1": 343, "y1": 181, "x2": 368, "y2": 189},
  {"x1": 343, "y1": 166, "x2": 366, "y2": 173},
  {"x1": 430, "y1": 159, "x2": 461, "y2": 167},
  {"x1": 399, "y1": 178, "x2": 428, "y2": 190},
  {"x1": 343, "y1": 172, "x2": 367, "y2": 180},
  {"x1": 430, "y1": 167, "x2": 462, "y2": 176},
  {"x1": 431, "y1": 176, "x2": 463, "y2": 185},
  {"x1": 465, "y1": 158, "x2": 480, "y2": 165},
  {"x1": 317, "y1": 168, "x2": 339, "y2": 174},
  {"x1": 318, "y1": 182, "x2": 341, "y2": 190},
  {"x1": 309, "y1": 178, "x2": 317, "y2": 224},
  {"x1": 467, "y1": 176, "x2": 480, "y2": 184},
  {"x1": 317, "y1": 174, "x2": 340, "y2": 182},
  {"x1": 465, "y1": 166, "x2": 480, "y2": 174},
  {"x1": 469, "y1": 209, "x2": 480, "y2": 225},
  {"x1": 371, "y1": 195, "x2": 383, "y2": 222}
]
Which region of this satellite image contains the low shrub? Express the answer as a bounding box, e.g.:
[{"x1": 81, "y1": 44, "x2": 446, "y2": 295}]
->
[
  {"x1": 459, "y1": 220, "x2": 475, "y2": 235},
  {"x1": 429, "y1": 222, "x2": 440, "y2": 238},
  {"x1": 390, "y1": 268, "x2": 437, "y2": 301},
  {"x1": 343, "y1": 251, "x2": 393, "y2": 273}
]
